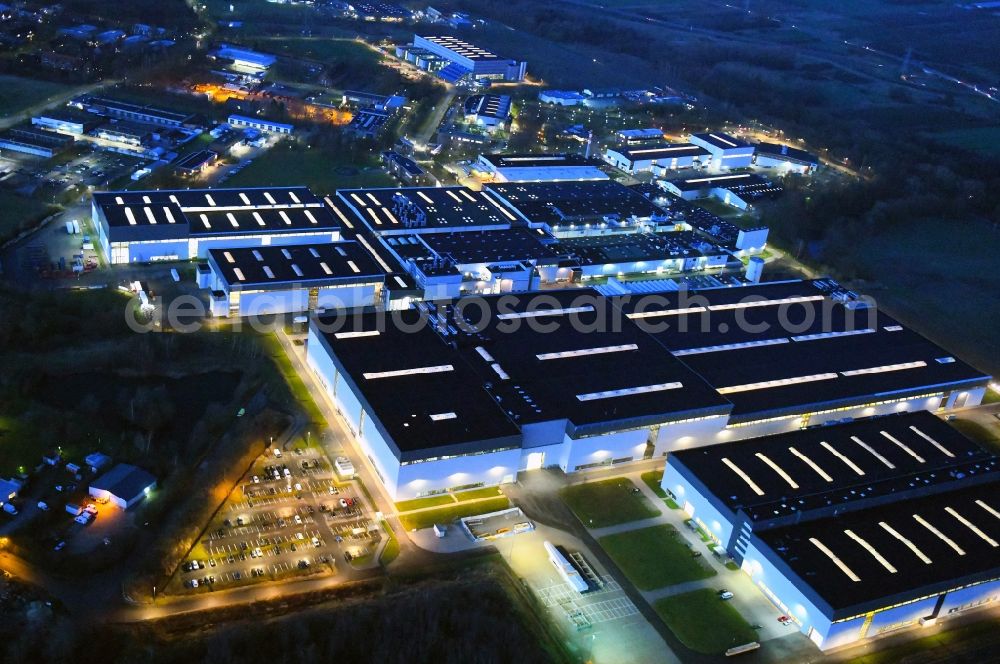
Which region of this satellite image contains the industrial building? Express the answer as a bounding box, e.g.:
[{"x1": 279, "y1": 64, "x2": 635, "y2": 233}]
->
[
  {"x1": 89, "y1": 463, "x2": 156, "y2": 509},
  {"x1": 306, "y1": 290, "x2": 731, "y2": 499},
  {"x1": 92, "y1": 186, "x2": 340, "y2": 264},
  {"x1": 538, "y1": 90, "x2": 586, "y2": 106},
  {"x1": 662, "y1": 411, "x2": 1000, "y2": 650},
  {"x1": 306, "y1": 278, "x2": 988, "y2": 500},
  {"x1": 476, "y1": 153, "x2": 608, "y2": 183},
  {"x1": 382, "y1": 150, "x2": 429, "y2": 185},
  {"x1": 615, "y1": 128, "x2": 665, "y2": 145},
  {"x1": 174, "y1": 149, "x2": 218, "y2": 176},
  {"x1": 228, "y1": 114, "x2": 294, "y2": 135},
  {"x1": 202, "y1": 242, "x2": 385, "y2": 317},
  {"x1": 557, "y1": 231, "x2": 732, "y2": 280},
  {"x1": 754, "y1": 143, "x2": 820, "y2": 174},
  {"x1": 463, "y1": 94, "x2": 512, "y2": 132},
  {"x1": 411, "y1": 35, "x2": 527, "y2": 82},
  {"x1": 0, "y1": 124, "x2": 73, "y2": 158},
  {"x1": 485, "y1": 180, "x2": 671, "y2": 237},
  {"x1": 31, "y1": 108, "x2": 99, "y2": 136},
  {"x1": 210, "y1": 44, "x2": 276, "y2": 72},
  {"x1": 659, "y1": 172, "x2": 782, "y2": 210},
  {"x1": 603, "y1": 143, "x2": 709, "y2": 174},
  {"x1": 669, "y1": 197, "x2": 769, "y2": 254},
  {"x1": 71, "y1": 95, "x2": 195, "y2": 128},
  {"x1": 689, "y1": 132, "x2": 755, "y2": 170}
]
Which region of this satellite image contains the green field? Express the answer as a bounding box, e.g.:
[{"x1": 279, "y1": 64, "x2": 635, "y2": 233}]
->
[
  {"x1": 223, "y1": 142, "x2": 394, "y2": 195},
  {"x1": 654, "y1": 589, "x2": 758, "y2": 655},
  {"x1": 395, "y1": 494, "x2": 455, "y2": 512},
  {"x1": 378, "y1": 520, "x2": 399, "y2": 566},
  {"x1": 454, "y1": 486, "x2": 506, "y2": 502},
  {"x1": 855, "y1": 218, "x2": 1000, "y2": 377},
  {"x1": 560, "y1": 478, "x2": 660, "y2": 528},
  {"x1": 0, "y1": 191, "x2": 57, "y2": 243},
  {"x1": 930, "y1": 127, "x2": 1000, "y2": 158},
  {"x1": 0, "y1": 75, "x2": 72, "y2": 116},
  {"x1": 398, "y1": 496, "x2": 511, "y2": 531},
  {"x1": 599, "y1": 525, "x2": 716, "y2": 590},
  {"x1": 256, "y1": 37, "x2": 380, "y2": 67}
]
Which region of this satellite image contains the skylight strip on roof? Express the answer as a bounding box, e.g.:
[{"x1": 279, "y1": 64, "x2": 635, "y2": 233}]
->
[
  {"x1": 365, "y1": 207, "x2": 383, "y2": 225},
  {"x1": 366, "y1": 192, "x2": 380, "y2": 205},
  {"x1": 350, "y1": 193, "x2": 367, "y2": 207},
  {"x1": 200, "y1": 214, "x2": 211, "y2": 229},
  {"x1": 840, "y1": 361, "x2": 927, "y2": 377},
  {"x1": 879, "y1": 431, "x2": 925, "y2": 463},
  {"x1": 124, "y1": 208, "x2": 137, "y2": 225},
  {"x1": 976, "y1": 499, "x2": 1000, "y2": 521},
  {"x1": 325, "y1": 198, "x2": 354, "y2": 229},
  {"x1": 319, "y1": 262, "x2": 333, "y2": 276},
  {"x1": 223, "y1": 251, "x2": 235, "y2": 264},
  {"x1": 913, "y1": 514, "x2": 965, "y2": 555},
  {"x1": 205, "y1": 194, "x2": 216, "y2": 207},
  {"x1": 627, "y1": 306, "x2": 709, "y2": 319},
  {"x1": 721, "y1": 458, "x2": 765, "y2": 496},
  {"x1": 446, "y1": 190, "x2": 463, "y2": 203},
  {"x1": 673, "y1": 338, "x2": 789, "y2": 356},
  {"x1": 429, "y1": 412, "x2": 457, "y2": 421},
  {"x1": 460, "y1": 190, "x2": 477, "y2": 202},
  {"x1": 253, "y1": 211, "x2": 265, "y2": 226},
  {"x1": 417, "y1": 191, "x2": 434, "y2": 204},
  {"x1": 497, "y1": 305, "x2": 594, "y2": 320},
  {"x1": 304, "y1": 210, "x2": 318, "y2": 224},
  {"x1": 239, "y1": 193, "x2": 251, "y2": 205},
  {"x1": 845, "y1": 529, "x2": 897, "y2": 573},
  {"x1": 909, "y1": 426, "x2": 954, "y2": 458},
  {"x1": 163, "y1": 207, "x2": 176, "y2": 224},
  {"x1": 382, "y1": 207, "x2": 399, "y2": 224},
  {"x1": 820, "y1": 441, "x2": 865, "y2": 476},
  {"x1": 706, "y1": 295, "x2": 825, "y2": 311},
  {"x1": 264, "y1": 192, "x2": 276, "y2": 205},
  {"x1": 850, "y1": 436, "x2": 895, "y2": 469},
  {"x1": 333, "y1": 330, "x2": 380, "y2": 340},
  {"x1": 685, "y1": 173, "x2": 753, "y2": 184},
  {"x1": 279, "y1": 210, "x2": 292, "y2": 225},
  {"x1": 363, "y1": 365, "x2": 454, "y2": 380},
  {"x1": 755, "y1": 453, "x2": 799, "y2": 489},
  {"x1": 879, "y1": 522, "x2": 932, "y2": 564},
  {"x1": 233, "y1": 268, "x2": 245, "y2": 282},
  {"x1": 576, "y1": 382, "x2": 683, "y2": 401},
  {"x1": 480, "y1": 191, "x2": 518, "y2": 220},
  {"x1": 629, "y1": 146, "x2": 694, "y2": 155},
  {"x1": 716, "y1": 373, "x2": 838, "y2": 395},
  {"x1": 945, "y1": 507, "x2": 998, "y2": 547},
  {"x1": 789, "y1": 447, "x2": 833, "y2": 482},
  {"x1": 289, "y1": 191, "x2": 301, "y2": 204},
  {"x1": 791, "y1": 328, "x2": 875, "y2": 343},
  {"x1": 347, "y1": 261, "x2": 361, "y2": 274},
  {"x1": 227, "y1": 212, "x2": 239, "y2": 228},
  {"x1": 810, "y1": 538, "x2": 861, "y2": 582},
  {"x1": 537, "y1": 344, "x2": 638, "y2": 361},
  {"x1": 355, "y1": 235, "x2": 393, "y2": 273},
  {"x1": 709, "y1": 133, "x2": 739, "y2": 147}
]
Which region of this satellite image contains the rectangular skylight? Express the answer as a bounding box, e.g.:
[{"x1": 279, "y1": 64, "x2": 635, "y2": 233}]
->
[
  {"x1": 326, "y1": 198, "x2": 354, "y2": 229},
  {"x1": 263, "y1": 266, "x2": 275, "y2": 279},
  {"x1": 429, "y1": 412, "x2": 457, "y2": 421},
  {"x1": 233, "y1": 268, "x2": 245, "y2": 281},
  {"x1": 291, "y1": 263, "x2": 304, "y2": 277},
  {"x1": 710, "y1": 133, "x2": 739, "y2": 148},
  {"x1": 475, "y1": 346, "x2": 495, "y2": 362},
  {"x1": 536, "y1": 344, "x2": 638, "y2": 361},
  {"x1": 879, "y1": 431, "x2": 925, "y2": 463},
  {"x1": 366, "y1": 207, "x2": 382, "y2": 225},
  {"x1": 576, "y1": 382, "x2": 683, "y2": 402},
  {"x1": 417, "y1": 191, "x2": 434, "y2": 204},
  {"x1": 879, "y1": 522, "x2": 932, "y2": 564},
  {"x1": 627, "y1": 306, "x2": 709, "y2": 319},
  {"x1": 200, "y1": 214, "x2": 211, "y2": 229},
  {"x1": 791, "y1": 328, "x2": 874, "y2": 343},
  {"x1": 347, "y1": 261, "x2": 361, "y2": 274},
  {"x1": 480, "y1": 191, "x2": 518, "y2": 220},
  {"x1": 497, "y1": 305, "x2": 594, "y2": 320},
  {"x1": 363, "y1": 365, "x2": 454, "y2": 380},
  {"x1": 264, "y1": 192, "x2": 277, "y2": 205},
  {"x1": 163, "y1": 207, "x2": 177, "y2": 224},
  {"x1": 115, "y1": 196, "x2": 124, "y2": 205},
  {"x1": 841, "y1": 361, "x2": 927, "y2": 376},
  {"x1": 309, "y1": 248, "x2": 320, "y2": 258},
  {"x1": 393, "y1": 276, "x2": 408, "y2": 288},
  {"x1": 810, "y1": 538, "x2": 860, "y2": 582},
  {"x1": 227, "y1": 212, "x2": 239, "y2": 228},
  {"x1": 279, "y1": 210, "x2": 292, "y2": 225},
  {"x1": 820, "y1": 441, "x2": 865, "y2": 476},
  {"x1": 945, "y1": 507, "x2": 998, "y2": 547},
  {"x1": 976, "y1": 499, "x2": 1000, "y2": 521},
  {"x1": 205, "y1": 194, "x2": 216, "y2": 207},
  {"x1": 706, "y1": 295, "x2": 825, "y2": 311},
  {"x1": 289, "y1": 191, "x2": 301, "y2": 204},
  {"x1": 223, "y1": 251, "x2": 235, "y2": 264},
  {"x1": 239, "y1": 193, "x2": 251, "y2": 205},
  {"x1": 755, "y1": 453, "x2": 798, "y2": 489},
  {"x1": 789, "y1": 447, "x2": 833, "y2": 482},
  {"x1": 304, "y1": 210, "x2": 318, "y2": 224},
  {"x1": 909, "y1": 426, "x2": 954, "y2": 458},
  {"x1": 350, "y1": 193, "x2": 367, "y2": 207},
  {"x1": 845, "y1": 530, "x2": 897, "y2": 573},
  {"x1": 673, "y1": 338, "x2": 788, "y2": 356},
  {"x1": 124, "y1": 208, "x2": 137, "y2": 225},
  {"x1": 721, "y1": 458, "x2": 765, "y2": 496},
  {"x1": 366, "y1": 192, "x2": 380, "y2": 205},
  {"x1": 460, "y1": 190, "x2": 477, "y2": 202},
  {"x1": 333, "y1": 330, "x2": 380, "y2": 340},
  {"x1": 382, "y1": 207, "x2": 399, "y2": 224},
  {"x1": 319, "y1": 262, "x2": 333, "y2": 276},
  {"x1": 850, "y1": 436, "x2": 895, "y2": 469},
  {"x1": 716, "y1": 373, "x2": 838, "y2": 395},
  {"x1": 446, "y1": 190, "x2": 463, "y2": 203},
  {"x1": 251, "y1": 250, "x2": 263, "y2": 262},
  {"x1": 913, "y1": 514, "x2": 965, "y2": 555}
]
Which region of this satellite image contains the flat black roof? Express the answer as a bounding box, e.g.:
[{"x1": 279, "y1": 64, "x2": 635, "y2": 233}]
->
[
  {"x1": 612, "y1": 280, "x2": 990, "y2": 420},
  {"x1": 480, "y1": 153, "x2": 599, "y2": 169},
  {"x1": 315, "y1": 289, "x2": 730, "y2": 458},
  {"x1": 485, "y1": 180, "x2": 665, "y2": 225},
  {"x1": 464, "y1": 94, "x2": 511, "y2": 120},
  {"x1": 208, "y1": 242, "x2": 384, "y2": 288},
  {"x1": 388, "y1": 227, "x2": 562, "y2": 266},
  {"x1": 610, "y1": 143, "x2": 709, "y2": 162},
  {"x1": 755, "y1": 142, "x2": 818, "y2": 165},
  {"x1": 81, "y1": 95, "x2": 194, "y2": 124},
  {"x1": 690, "y1": 132, "x2": 751, "y2": 150},
  {"x1": 671, "y1": 411, "x2": 996, "y2": 521},
  {"x1": 419, "y1": 35, "x2": 502, "y2": 61},
  {"x1": 337, "y1": 186, "x2": 515, "y2": 234},
  {"x1": 667, "y1": 172, "x2": 768, "y2": 192},
  {"x1": 758, "y1": 479, "x2": 1000, "y2": 613},
  {"x1": 175, "y1": 149, "x2": 217, "y2": 170},
  {"x1": 558, "y1": 231, "x2": 726, "y2": 265}
]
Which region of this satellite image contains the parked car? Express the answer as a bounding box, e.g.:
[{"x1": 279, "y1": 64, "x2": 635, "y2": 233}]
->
[{"x1": 718, "y1": 590, "x2": 734, "y2": 600}]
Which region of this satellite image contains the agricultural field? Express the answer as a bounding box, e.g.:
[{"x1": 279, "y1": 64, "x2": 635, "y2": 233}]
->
[
  {"x1": 222, "y1": 141, "x2": 395, "y2": 194},
  {"x1": 0, "y1": 75, "x2": 73, "y2": 116}
]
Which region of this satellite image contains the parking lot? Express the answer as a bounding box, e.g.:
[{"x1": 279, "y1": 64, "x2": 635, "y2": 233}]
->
[{"x1": 170, "y1": 441, "x2": 385, "y2": 594}]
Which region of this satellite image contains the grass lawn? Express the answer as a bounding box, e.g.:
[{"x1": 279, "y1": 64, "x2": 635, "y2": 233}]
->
[
  {"x1": 0, "y1": 75, "x2": 72, "y2": 116},
  {"x1": 654, "y1": 589, "x2": 759, "y2": 655},
  {"x1": 454, "y1": 486, "x2": 505, "y2": 502},
  {"x1": 950, "y1": 420, "x2": 1000, "y2": 452},
  {"x1": 0, "y1": 191, "x2": 57, "y2": 243},
  {"x1": 379, "y1": 520, "x2": 400, "y2": 565},
  {"x1": 399, "y1": 496, "x2": 511, "y2": 531},
  {"x1": 560, "y1": 478, "x2": 660, "y2": 528},
  {"x1": 599, "y1": 525, "x2": 716, "y2": 590},
  {"x1": 641, "y1": 471, "x2": 667, "y2": 498},
  {"x1": 395, "y1": 494, "x2": 455, "y2": 512},
  {"x1": 224, "y1": 142, "x2": 395, "y2": 195}
]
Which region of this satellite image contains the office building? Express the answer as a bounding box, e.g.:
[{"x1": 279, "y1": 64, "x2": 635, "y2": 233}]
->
[{"x1": 603, "y1": 143, "x2": 709, "y2": 174}]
